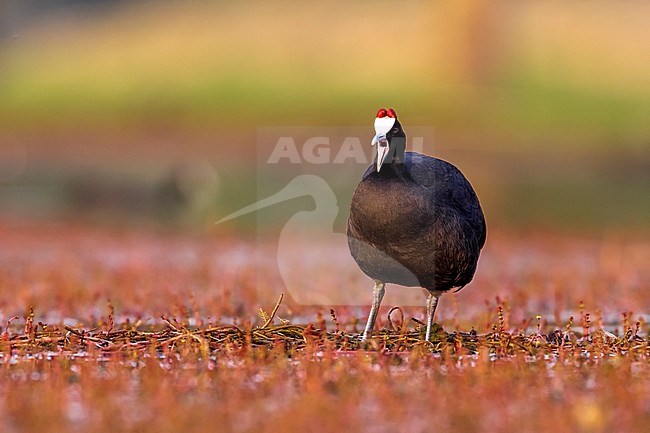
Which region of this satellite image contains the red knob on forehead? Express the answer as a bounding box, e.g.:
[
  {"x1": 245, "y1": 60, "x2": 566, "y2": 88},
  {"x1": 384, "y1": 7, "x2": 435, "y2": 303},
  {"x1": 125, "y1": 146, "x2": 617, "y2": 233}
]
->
[
  {"x1": 376, "y1": 108, "x2": 388, "y2": 118},
  {"x1": 387, "y1": 108, "x2": 397, "y2": 118}
]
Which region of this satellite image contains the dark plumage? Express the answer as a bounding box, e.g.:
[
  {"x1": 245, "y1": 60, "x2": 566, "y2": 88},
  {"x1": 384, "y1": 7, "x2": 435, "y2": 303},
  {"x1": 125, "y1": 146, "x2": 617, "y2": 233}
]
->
[{"x1": 347, "y1": 108, "x2": 486, "y2": 341}]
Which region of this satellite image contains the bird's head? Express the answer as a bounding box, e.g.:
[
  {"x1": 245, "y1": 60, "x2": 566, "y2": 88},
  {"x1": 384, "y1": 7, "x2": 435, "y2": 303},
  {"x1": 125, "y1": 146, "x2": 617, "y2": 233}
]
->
[{"x1": 372, "y1": 108, "x2": 406, "y2": 172}]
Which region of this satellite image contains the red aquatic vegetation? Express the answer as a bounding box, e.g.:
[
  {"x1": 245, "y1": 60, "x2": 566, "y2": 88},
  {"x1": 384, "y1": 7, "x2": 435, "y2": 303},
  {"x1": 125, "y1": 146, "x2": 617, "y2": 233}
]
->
[{"x1": 0, "y1": 220, "x2": 648, "y2": 433}]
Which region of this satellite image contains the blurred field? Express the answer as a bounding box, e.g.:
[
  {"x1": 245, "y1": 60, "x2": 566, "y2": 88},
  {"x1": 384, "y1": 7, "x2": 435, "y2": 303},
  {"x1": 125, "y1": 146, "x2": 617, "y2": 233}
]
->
[
  {"x1": 2, "y1": 2, "x2": 650, "y2": 139},
  {"x1": 1, "y1": 1, "x2": 649, "y2": 232},
  {"x1": 1, "y1": 221, "x2": 649, "y2": 432},
  {"x1": 2, "y1": 220, "x2": 649, "y2": 329}
]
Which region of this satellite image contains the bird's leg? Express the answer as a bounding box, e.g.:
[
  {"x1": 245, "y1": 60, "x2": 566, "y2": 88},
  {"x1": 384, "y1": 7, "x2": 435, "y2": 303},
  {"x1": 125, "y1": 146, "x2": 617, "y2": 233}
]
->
[
  {"x1": 362, "y1": 281, "x2": 385, "y2": 341},
  {"x1": 425, "y1": 291, "x2": 441, "y2": 342}
]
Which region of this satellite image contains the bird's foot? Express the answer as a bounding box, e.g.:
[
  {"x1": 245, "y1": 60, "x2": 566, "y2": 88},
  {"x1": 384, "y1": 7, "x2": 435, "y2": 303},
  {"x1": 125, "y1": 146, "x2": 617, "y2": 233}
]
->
[{"x1": 424, "y1": 322, "x2": 445, "y2": 342}]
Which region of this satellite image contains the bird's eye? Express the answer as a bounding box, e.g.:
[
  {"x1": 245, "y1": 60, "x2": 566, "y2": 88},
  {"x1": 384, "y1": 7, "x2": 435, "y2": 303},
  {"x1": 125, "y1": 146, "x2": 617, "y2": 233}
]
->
[{"x1": 392, "y1": 128, "x2": 399, "y2": 133}]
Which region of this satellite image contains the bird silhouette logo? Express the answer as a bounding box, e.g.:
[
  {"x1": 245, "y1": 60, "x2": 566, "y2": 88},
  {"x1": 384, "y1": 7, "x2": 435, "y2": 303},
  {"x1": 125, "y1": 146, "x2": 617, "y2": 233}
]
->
[{"x1": 216, "y1": 174, "x2": 422, "y2": 306}]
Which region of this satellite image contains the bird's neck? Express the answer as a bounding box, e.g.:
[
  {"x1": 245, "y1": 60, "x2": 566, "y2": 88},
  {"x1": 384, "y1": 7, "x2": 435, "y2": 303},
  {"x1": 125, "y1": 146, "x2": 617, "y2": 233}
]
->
[{"x1": 373, "y1": 158, "x2": 413, "y2": 182}]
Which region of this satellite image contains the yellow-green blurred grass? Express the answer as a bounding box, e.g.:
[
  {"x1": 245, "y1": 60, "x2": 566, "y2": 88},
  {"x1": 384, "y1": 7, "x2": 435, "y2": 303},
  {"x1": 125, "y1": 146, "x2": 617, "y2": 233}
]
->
[
  {"x1": 1, "y1": 2, "x2": 648, "y2": 232},
  {"x1": 1, "y1": 1, "x2": 650, "y2": 150}
]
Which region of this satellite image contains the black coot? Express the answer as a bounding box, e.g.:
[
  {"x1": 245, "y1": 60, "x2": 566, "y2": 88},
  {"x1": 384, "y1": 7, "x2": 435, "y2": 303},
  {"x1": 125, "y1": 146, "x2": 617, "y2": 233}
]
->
[{"x1": 347, "y1": 108, "x2": 486, "y2": 341}]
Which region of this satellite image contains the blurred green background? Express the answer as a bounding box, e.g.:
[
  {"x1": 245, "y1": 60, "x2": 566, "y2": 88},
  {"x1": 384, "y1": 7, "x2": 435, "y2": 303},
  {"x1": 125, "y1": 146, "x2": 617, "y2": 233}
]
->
[{"x1": 1, "y1": 1, "x2": 648, "y2": 233}]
